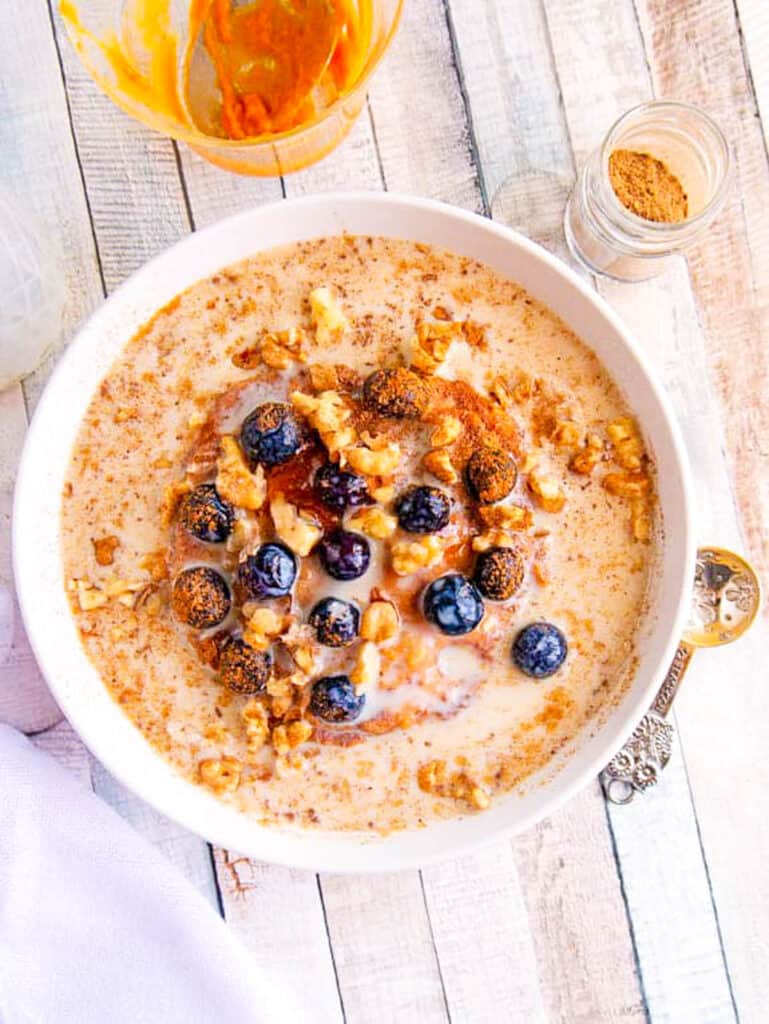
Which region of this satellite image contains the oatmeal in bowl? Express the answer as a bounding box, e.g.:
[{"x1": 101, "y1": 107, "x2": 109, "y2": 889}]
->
[{"x1": 61, "y1": 234, "x2": 660, "y2": 834}]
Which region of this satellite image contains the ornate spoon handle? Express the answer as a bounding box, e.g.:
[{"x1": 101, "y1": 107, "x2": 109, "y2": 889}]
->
[
  {"x1": 601, "y1": 642, "x2": 694, "y2": 805},
  {"x1": 601, "y1": 546, "x2": 760, "y2": 806}
]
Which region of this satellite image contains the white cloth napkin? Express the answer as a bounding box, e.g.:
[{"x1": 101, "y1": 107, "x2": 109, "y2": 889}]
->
[{"x1": 0, "y1": 724, "x2": 295, "y2": 1024}]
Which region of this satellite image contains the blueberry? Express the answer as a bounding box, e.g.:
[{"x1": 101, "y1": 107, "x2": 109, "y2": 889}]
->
[
  {"x1": 177, "y1": 484, "x2": 235, "y2": 543},
  {"x1": 423, "y1": 573, "x2": 484, "y2": 636},
  {"x1": 314, "y1": 463, "x2": 371, "y2": 511},
  {"x1": 318, "y1": 528, "x2": 370, "y2": 581},
  {"x1": 363, "y1": 367, "x2": 429, "y2": 419},
  {"x1": 466, "y1": 446, "x2": 518, "y2": 504},
  {"x1": 236, "y1": 542, "x2": 297, "y2": 600},
  {"x1": 240, "y1": 402, "x2": 307, "y2": 467},
  {"x1": 309, "y1": 675, "x2": 365, "y2": 723},
  {"x1": 512, "y1": 622, "x2": 567, "y2": 678},
  {"x1": 218, "y1": 637, "x2": 271, "y2": 694},
  {"x1": 396, "y1": 485, "x2": 452, "y2": 534},
  {"x1": 309, "y1": 597, "x2": 360, "y2": 647},
  {"x1": 474, "y1": 546, "x2": 525, "y2": 601},
  {"x1": 171, "y1": 566, "x2": 231, "y2": 629}
]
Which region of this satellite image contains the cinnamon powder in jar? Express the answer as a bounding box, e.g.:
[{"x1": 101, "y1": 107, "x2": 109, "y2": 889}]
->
[{"x1": 608, "y1": 149, "x2": 689, "y2": 223}]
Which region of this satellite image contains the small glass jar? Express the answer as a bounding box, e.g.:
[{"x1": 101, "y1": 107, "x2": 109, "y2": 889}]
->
[{"x1": 564, "y1": 101, "x2": 730, "y2": 281}]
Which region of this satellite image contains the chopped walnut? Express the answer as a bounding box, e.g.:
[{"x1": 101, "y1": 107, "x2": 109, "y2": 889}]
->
[
  {"x1": 602, "y1": 472, "x2": 651, "y2": 498},
  {"x1": 310, "y1": 286, "x2": 349, "y2": 345},
  {"x1": 350, "y1": 640, "x2": 381, "y2": 694},
  {"x1": 478, "y1": 503, "x2": 533, "y2": 532},
  {"x1": 489, "y1": 375, "x2": 513, "y2": 408},
  {"x1": 75, "y1": 580, "x2": 108, "y2": 611},
  {"x1": 391, "y1": 535, "x2": 443, "y2": 576},
  {"x1": 291, "y1": 389, "x2": 356, "y2": 459},
  {"x1": 225, "y1": 516, "x2": 261, "y2": 556},
  {"x1": 216, "y1": 436, "x2": 267, "y2": 511},
  {"x1": 472, "y1": 528, "x2": 518, "y2": 552},
  {"x1": 417, "y1": 759, "x2": 490, "y2": 809},
  {"x1": 422, "y1": 448, "x2": 458, "y2": 484},
  {"x1": 346, "y1": 439, "x2": 401, "y2": 477},
  {"x1": 607, "y1": 417, "x2": 645, "y2": 471},
  {"x1": 270, "y1": 495, "x2": 323, "y2": 556},
  {"x1": 570, "y1": 432, "x2": 605, "y2": 475},
  {"x1": 430, "y1": 415, "x2": 462, "y2": 447},
  {"x1": 371, "y1": 483, "x2": 395, "y2": 504},
  {"x1": 410, "y1": 321, "x2": 461, "y2": 373},
  {"x1": 139, "y1": 550, "x2": 168, "y2": 582},
  {"x1": 528, "y1": 469, "x2": 566, "y2": 512},
  {"x1": 160, "y1": 479, "x2": 192, "y2": 528},
  {"x1": 187, "y1": 410, "x2": 206, "y2": 429},
  {"x1": 92, "y1": 535, "x2": 119, "y2": 566},
  {"x1": 308, "y1": 363, "x2": 339, "y2": 391},
  {"x1": 361, "y1": 600, "x2": 400, "y2": 643},
  {"x1": 272, "y1": 719, "x2": 313, "y2": 754},
  {"x1": 511, "y1": 371, "x2": 533, "y2": 404},
  {"x1": 631, "y1": 499, "x2": 653, "y2": 542},
  {"x1": 551, "y1": 421, "x2": 582, "y2": 449},
  {"x1": 199, "y1": 756, "x2": 241, "y2": 794},
  {"x1": 260, "y1": 327, "x2": 306, "y2": 370},
  {"x1": 347, "y1": 506, "x2": 398, "y2": 539},
  {"x1": 243, "y1": 607, "x2": 285, "y2": 651},
  {"x1": 242, "y1": 700, "x2": 269, "y2": 758}
]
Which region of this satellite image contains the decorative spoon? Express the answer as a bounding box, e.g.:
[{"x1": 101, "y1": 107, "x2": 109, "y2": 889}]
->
[{"x1": 601, "y1": 546, "x2": 761, "y2": 804}]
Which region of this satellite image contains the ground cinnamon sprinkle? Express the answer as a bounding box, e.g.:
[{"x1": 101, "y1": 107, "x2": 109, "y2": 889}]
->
[{"x1": 608, "y1": 148, "x2": 688, "y2": 223}]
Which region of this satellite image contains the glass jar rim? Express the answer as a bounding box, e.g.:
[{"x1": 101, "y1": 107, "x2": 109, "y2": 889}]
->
[{"x1": 598, "y1": 100, "x2": 731, "y2": 237}]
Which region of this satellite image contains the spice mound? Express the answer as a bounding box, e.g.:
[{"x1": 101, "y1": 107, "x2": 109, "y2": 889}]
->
[{"x1": 608, "y1": 149, "x2": 688, "y2": 223}]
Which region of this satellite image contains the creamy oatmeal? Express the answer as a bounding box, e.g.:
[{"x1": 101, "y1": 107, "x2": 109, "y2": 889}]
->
[{"x1": 61, "y1": 236, "x2": 659, "y2": 833}]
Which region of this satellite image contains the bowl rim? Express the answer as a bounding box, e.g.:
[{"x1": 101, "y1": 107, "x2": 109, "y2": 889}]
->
[{"x1": 13, "y1": 192, "x2": 695, "y2": 871}]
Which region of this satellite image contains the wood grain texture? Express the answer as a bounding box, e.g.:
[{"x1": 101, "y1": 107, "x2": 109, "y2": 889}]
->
[
  {"x1": 736, "y1": 1, "x2": 769, "y2": 151},
  {"x1": 421, "y1": 840, "x2": 548, "y2": 1023},
  {"x1": 31, "y1": 719, "x2": 92, "y2": 787},
  {"x1": 320, "y1": 871, "x2": 448, "y2": 1023},
  {"x1": 513, "y1": 785, "x2": 646, "y2": 1024},
  {"x1": 631, "y1": 3, "x2": 769, "y2": 1020}
]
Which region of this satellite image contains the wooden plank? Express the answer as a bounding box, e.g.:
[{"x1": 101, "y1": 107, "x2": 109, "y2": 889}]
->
[
  {"x1": 631, "y1": 4, "x2": 769, "y2": 1019},
  {"x1": 365, "y1": 0, "x2": 482, "y2": 210},
  {"x1": 513, "y1": 784, "x2": 646, "y2": 1023},
  {"x1": 210, "y1": 852, "x2": 343, "y2": 1024},
  {"x1": 735, "y1": 1, "x2": 769, "y2": 151},
  {"x1": 422, "y1": 840, "x2": 548, "y2": 1023},
  {"x1": 320, "y1": 871, "x2": 448, "y2": 1022}
]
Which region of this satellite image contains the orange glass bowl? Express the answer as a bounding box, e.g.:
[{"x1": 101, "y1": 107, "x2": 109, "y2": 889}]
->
[{"x1": 60, "y1": 0, "x2": 403, "y2": 176}]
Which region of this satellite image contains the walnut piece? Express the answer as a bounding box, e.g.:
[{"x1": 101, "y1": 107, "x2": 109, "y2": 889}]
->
[
  {"x1": 310, "y1": 287, "x2": 349, "y2": 345},
  {"x1": 270, "y1": 495, "x2": 323, "y2": 557},
  {"x1": 290, "y1": 389, "x2": 356, "y2": 459},
  {"x1": 216, "y1": 436, "x2": 267, "y2": 511},
  {"x1": 551, "y1": 421, "x2": 582, "y2": 449},
  {"x1": 243, "y1": 607, "x2": 285, "y2": 651},
  {"x1": 602, "y1": 472, "x2": 651, "y2": 498},
  {"x1": 361, "y1": 600, "x2": 400, "y2": 643},
  {"x1": 631, "y1": 498, "x2": 653, "y2": 542},
  {"x1": 570, "y1": 432, "x2": 604, "y2": 476},
  {"x1": 410, "y1": 321, "x2": 461, "y2": 373},
  {"x1": 417, "y1": 759, "x2": 490, "y2": 810},
  {"x1": 607, "y1": 417, "x2": 645, "y2": 471},
  {"x1": 75, "y1": 580, "x2": 108, "y2": 611},
  {"x1": 391, "y1": 535, "x2": 443, "y2": 575},
  {"x1": 347, "y1": 506, "x2": 398, "y2": 539},
  {"x1": 199, "y1": 756, "x2": 241, "y2": 794},
  {"x1": 478, "y1": 503, "x2": 533, "y2": 532},
  {"x1": 350, "y1": 640, "x2": 381, "y2": 694},
  {"x1": 430, "y1": 415, "x2": 462, "y2": 447},
  {"x1": 92, "y1": 535, "x2": 119, "y2": 566},
  {"x1": 272, "y1": 719, "x2": 313, "y2": 754},
  {"x1": 242, "y1": 700, "x2": 269, "y2": 758},
  {"x1": 422, "y1": 449, "x2": 458, "y2": 484},
  {"x1": 346, "y1": 439, "x2": 401, "y2": 477},
  {"x1": 160, "y1": 479, "x2": 192, "y2": 528},
  {"x1": 528, "y1": 469, "x2": 566, "y2": 512}
]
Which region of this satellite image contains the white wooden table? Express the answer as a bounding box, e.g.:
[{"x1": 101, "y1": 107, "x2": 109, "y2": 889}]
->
[{"x1": 3, "y1": 2, "x2": 769, "y2": 1020}]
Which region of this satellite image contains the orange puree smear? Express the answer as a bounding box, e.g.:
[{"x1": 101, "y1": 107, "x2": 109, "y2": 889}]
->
[
  {"x1": 204, "y1": 0, "x2": 371, "y2": 139},
  {"x1": 60, "y1": 0, "x2": 372, "y2": 142}
]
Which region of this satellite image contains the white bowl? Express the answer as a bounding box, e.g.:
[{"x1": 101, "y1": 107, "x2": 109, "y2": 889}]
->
[{"x1": 13, "y1": 193, "x2": 695, "y2": 872}]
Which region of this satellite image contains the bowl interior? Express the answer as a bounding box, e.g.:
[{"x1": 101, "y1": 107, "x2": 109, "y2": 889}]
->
[{"x1": 13, "y1": 194, "x2": 694, "y2": 871}]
